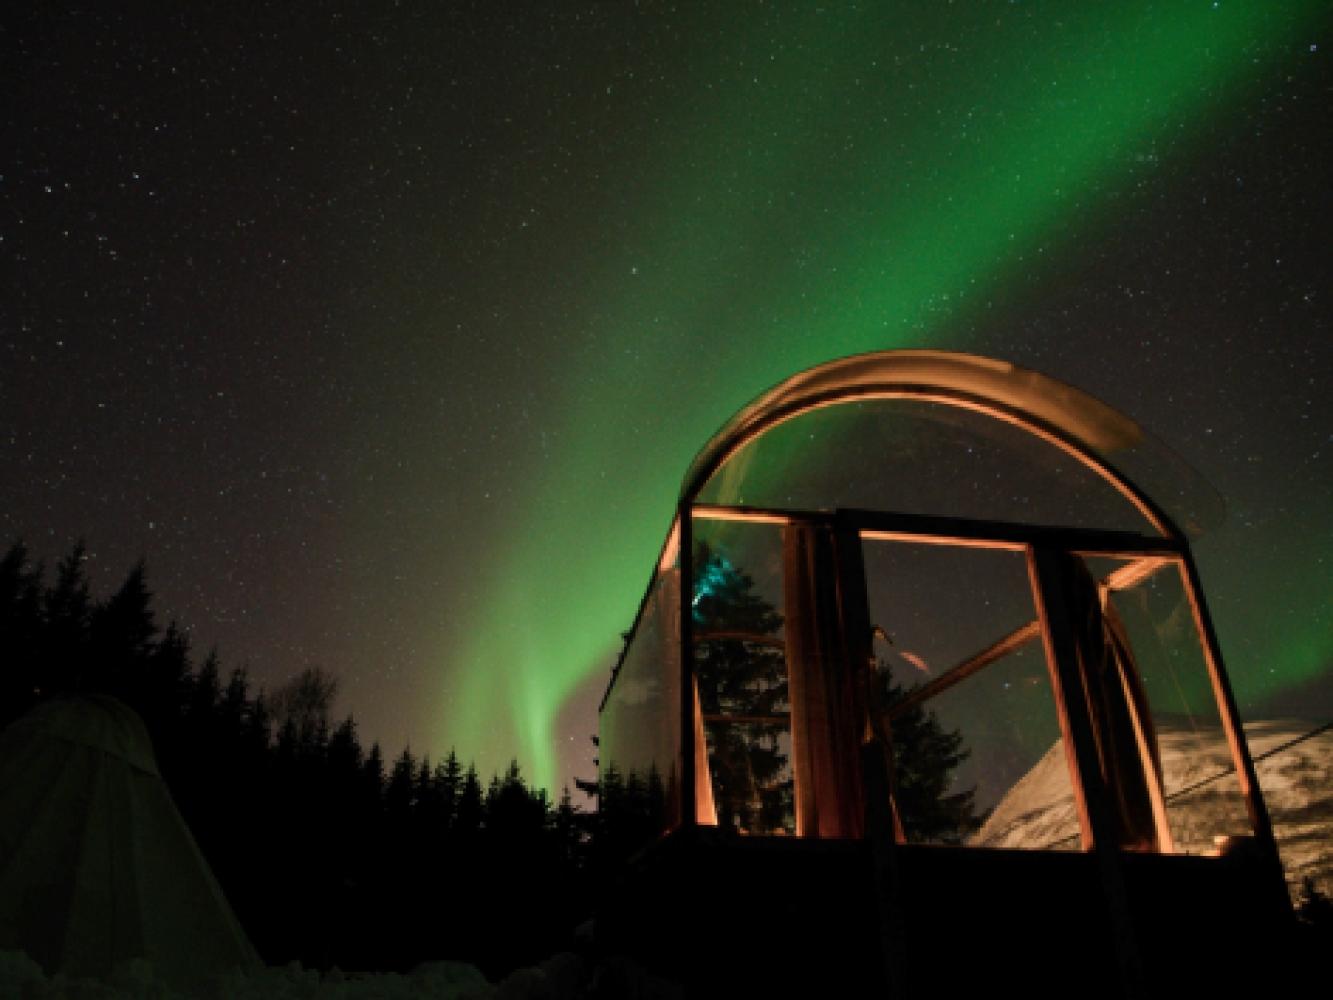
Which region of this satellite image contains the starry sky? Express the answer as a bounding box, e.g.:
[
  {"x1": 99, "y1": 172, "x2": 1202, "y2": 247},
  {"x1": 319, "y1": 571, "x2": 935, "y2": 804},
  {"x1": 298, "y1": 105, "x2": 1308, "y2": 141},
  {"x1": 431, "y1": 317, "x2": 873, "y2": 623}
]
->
[{"x1": 3, "y1": 2, "x2": 1329, "y2": 794}]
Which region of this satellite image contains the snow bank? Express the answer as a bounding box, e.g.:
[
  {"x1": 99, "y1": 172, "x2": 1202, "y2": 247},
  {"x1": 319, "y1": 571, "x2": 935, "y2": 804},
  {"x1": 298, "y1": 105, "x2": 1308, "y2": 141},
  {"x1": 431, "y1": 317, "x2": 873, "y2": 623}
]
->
[
  {"x1": 0, "y1": 950, "x2": 493, "y2": 1000},
  {"x1": 0, "y1": 950, "x2": 683, "y2": 1000}
]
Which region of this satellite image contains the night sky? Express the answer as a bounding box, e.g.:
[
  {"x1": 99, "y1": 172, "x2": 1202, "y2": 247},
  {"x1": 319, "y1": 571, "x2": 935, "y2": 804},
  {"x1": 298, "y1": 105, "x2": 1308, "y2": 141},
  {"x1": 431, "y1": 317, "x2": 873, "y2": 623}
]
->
[{"x1": 3, "y1": 2, "x2": 1329, "y2": 794}]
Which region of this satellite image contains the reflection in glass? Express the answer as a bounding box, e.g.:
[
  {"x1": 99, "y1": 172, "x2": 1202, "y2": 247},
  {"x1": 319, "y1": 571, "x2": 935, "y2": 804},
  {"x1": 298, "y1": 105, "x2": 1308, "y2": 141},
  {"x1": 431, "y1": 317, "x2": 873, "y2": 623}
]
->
[
  {"x1": 691, "y1": 519, "x2": 793, "y2": 835},
  {"x1": 1091, "y1": 555, "x2": 1253, "y2": 855},
  {"x1": 599, "y1": 562, "x2": 682, "y2": 852},
  {"x1": 862, "y1": 539, "x2": 1078, "y2": 849},
  {"x1": 697, "y1": 398, "x2": 1158, "y2": 535}
]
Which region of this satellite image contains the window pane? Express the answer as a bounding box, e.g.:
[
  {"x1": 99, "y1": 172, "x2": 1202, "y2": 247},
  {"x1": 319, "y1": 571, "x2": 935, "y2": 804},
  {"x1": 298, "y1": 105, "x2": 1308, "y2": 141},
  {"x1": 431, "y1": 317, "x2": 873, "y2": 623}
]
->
[
  {"x1": 949, "y1": 642, "x2": 1083, "y2": 850},
  {"x1": 697, "y1": 398, "x2": 1157, "y2": 534},
  {"x1": 691, "y1": 517, "x2": 793, "y2": 835},
  {"x1": 862, "y1": 538, "x2": 1079, "y2": 849},
  {"x1": 1088, "y1": 555, "x2": 1253, "y2": 855},
  {"x1": 600, "y1": 560, "x2": 682, "y2": 848}
]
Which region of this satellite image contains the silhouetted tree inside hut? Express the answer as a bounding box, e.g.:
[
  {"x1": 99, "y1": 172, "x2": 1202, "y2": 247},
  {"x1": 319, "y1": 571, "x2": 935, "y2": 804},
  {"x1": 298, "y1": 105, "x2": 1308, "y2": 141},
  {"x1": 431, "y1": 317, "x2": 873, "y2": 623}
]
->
[
  {"x1": 692, "y1": 544, "x2": 792, "y2": 833},
  {"x1": 879, "y1": 661, "x2": 983, "y2": 843}
]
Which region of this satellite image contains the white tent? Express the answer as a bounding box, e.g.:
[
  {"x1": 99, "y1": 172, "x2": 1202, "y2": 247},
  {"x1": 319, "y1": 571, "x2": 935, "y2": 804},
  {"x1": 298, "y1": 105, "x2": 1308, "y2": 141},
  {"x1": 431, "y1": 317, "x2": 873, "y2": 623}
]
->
[{"x1": 0, "y1": 694, "x2": 260, "y2": 992}]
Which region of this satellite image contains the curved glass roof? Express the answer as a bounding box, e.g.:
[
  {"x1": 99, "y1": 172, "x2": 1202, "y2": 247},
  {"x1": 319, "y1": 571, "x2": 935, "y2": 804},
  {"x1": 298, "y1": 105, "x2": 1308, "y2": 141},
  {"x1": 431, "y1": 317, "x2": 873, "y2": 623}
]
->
[{"x1": 682, "y1": 351, "x2": 1223, "y2": 538}]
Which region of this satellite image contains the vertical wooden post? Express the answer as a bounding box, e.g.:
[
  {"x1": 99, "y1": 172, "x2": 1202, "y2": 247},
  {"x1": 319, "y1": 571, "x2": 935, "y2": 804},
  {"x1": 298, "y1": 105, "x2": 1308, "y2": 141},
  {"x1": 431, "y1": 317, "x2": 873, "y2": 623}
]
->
[
  {"x1": 837, "y1": 514, "x2": 908, "y2": 996},
  {"x1": 1029, "y1": 545, "x2": 1146, "y2": 1000}
]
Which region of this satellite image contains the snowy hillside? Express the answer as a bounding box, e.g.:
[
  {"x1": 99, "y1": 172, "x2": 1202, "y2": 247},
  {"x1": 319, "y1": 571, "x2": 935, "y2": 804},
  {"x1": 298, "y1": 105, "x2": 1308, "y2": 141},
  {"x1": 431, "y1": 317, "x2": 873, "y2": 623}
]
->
[{"x1": 973, "y1": 718, "x2": 1333, "y2": 898}]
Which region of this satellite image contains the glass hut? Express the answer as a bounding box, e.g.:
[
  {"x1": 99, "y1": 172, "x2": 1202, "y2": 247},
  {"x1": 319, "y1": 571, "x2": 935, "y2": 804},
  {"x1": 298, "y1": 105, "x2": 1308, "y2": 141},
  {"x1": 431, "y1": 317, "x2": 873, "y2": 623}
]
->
[{"x1": 596, "y1": 350, "x2": 1291, "y2": 997}]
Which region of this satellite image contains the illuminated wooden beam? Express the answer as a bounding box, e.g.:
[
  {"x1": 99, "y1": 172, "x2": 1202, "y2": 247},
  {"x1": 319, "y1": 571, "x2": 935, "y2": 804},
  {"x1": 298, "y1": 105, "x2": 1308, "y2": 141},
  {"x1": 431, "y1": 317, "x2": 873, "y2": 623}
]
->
[
  {"x1": 887, "y1": 620, "x2": 1041, "y2": 719},
  {"x1": 692, "y1": 504, "x2": 792, "y2": 525}
]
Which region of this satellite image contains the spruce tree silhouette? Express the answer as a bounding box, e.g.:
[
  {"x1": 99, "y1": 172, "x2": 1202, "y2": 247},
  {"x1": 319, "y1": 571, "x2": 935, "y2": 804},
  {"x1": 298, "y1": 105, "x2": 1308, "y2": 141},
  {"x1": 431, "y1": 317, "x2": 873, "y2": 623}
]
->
[
  {"x1": 877, "y1": 660, "x2": 982, "y2": 843},
  {"x1": 435, "y1": 748, "x2": 463, "y2": 829},
  {"x1": 43, "y1": 542, "x2": 91, "y2": 694},
  {"x1": 362, "y1": 740, "x2": 386, "y2": 805},
  {"x1": 90, "y1": 560, "x2": 155, "y2": 694},
  {"x1": 385, "y1": 746, "x2": 418, "y2": 825},
  {"x1": 553, "y1": 785, "x2": 585, "y2": 870},
  {"x1": 0, "y1": 542, "x2": 42, "y2": 725},
  {"x1": 0, "y1": 539, "x2": 599, "y2": 976},
  {"x1": 691, "y1": 543, "x2": 791, "y2": 833},
  {"x1": 456, "y1": 762, "x2": 484, "y2": 836}
]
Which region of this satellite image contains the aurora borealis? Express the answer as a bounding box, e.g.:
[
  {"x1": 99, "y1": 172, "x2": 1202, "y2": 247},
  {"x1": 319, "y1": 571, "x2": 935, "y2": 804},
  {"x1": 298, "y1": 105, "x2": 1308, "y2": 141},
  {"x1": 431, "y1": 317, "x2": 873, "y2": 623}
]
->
[{"x1": 3, "y1": 3, "x2": 1329, "y2": 794}]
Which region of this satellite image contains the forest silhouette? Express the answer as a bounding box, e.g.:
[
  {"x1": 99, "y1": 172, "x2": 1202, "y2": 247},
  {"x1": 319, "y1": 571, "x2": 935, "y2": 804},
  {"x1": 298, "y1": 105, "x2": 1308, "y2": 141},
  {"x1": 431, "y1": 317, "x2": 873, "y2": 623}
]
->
[{"x1": 0, "y1": 540, "x2": 603, "y2": 978}]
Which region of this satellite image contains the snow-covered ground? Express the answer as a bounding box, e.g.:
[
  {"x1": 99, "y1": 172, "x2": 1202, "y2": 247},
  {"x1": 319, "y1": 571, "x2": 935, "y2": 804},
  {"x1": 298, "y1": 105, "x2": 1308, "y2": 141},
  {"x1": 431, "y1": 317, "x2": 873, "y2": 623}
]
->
[
  {"x1": 0, "y1": 948, "x2": 686, "y2": 1000},
  {"x1": 0, "y1": 950, "x2": 493, "y2": 1000}
]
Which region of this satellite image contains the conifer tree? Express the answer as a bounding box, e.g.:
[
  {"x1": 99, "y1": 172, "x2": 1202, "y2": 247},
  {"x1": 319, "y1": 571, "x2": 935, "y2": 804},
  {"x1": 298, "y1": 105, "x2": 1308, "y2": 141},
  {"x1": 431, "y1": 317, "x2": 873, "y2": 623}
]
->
[
  {"x1": 386, "y1": 746, "x2": 417, "y2": 820},
  {"x1": 691, "y1": 543, "x2": 790, "y2": 832},
  {"x1": 456, "y1": 763, "x2": 484, "y2": 835},
  {"x1": 43, "y1": 542, "x2": 91, "y2": 692},
  {"x1": 553, "y1": 785, "x2": 584, "y2": 869},
  {"x1": 90, "y1": 560, "x2": 156, "y2": 694},
  {"x1": 144, "y1": 621, "x2": 192, "y2": 729},
  {"x1": 487, "y1": 760, "x2": 546, "y2": 841},
  {"x1": 435, "y1": 748, "x2": 463, "y2": 830},
  {"x1": 362, "y1": 741, "x2": 386, "y2": 807},
  {"x1": 190, "y1": 650, "x2": 223, "y2": 722},
  {"x1": 880, "y1": 661, "x2": 981, "y2": 843},
  {"x1": 242, "y1": 689, "x2": 272, "y2": 759},
  {"x1": 0, "y1": 542, "x2": 42, "y2": 723},
  {"x1": 327, "y1": 715, "x2": 363, "y2": 777},
  {"x1": 219, "y1": 668, "x2": 250, "y2": 739},
  {"x1": 414, "y1": 756, "x2": 446, "y2": 835}
]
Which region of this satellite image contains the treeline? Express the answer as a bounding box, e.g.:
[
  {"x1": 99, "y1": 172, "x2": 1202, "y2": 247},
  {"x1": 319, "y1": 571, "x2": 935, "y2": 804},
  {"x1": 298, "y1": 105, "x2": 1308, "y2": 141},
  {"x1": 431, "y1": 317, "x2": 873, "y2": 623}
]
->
[{"x1": 0, "y1": 541, "x2": 599, "y2": 977}]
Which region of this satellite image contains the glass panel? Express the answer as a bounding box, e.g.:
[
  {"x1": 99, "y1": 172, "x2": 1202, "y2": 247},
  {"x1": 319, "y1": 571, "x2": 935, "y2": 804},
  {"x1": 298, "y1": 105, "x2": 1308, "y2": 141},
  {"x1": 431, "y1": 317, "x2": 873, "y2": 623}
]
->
[
  {"x1": 685, "y1": 350, "x2": 1224, "y2": 537},
  {"x1": 862, "y1": 538, "x2": 1080, "y2": 849},
  {"x1": 1087, "y1": 555, "x2": 1253, "y2": 855},
  {"x1": 690, "y1": 516, "x2": 793, "y2": 835},
  {"x1": 696, "y1": 397, "x2": 1157, "y2": 534},
  {"x1": 599, "y1": 557, "x2": 682, "y2": 851}
]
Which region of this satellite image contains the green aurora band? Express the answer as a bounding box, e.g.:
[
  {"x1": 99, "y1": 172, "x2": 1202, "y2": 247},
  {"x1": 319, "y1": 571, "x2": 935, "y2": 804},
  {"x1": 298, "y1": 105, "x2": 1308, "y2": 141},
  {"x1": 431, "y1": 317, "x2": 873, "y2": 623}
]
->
[{"x1": 441, "y1": 2, "x2": 1326, "y2": 792}]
